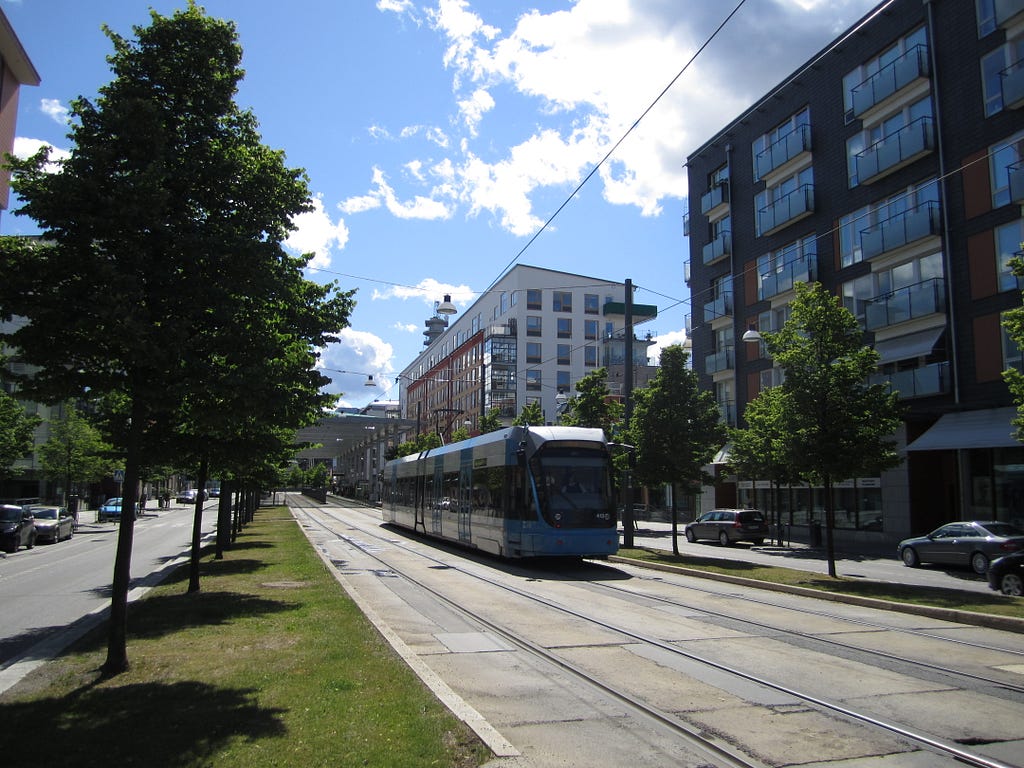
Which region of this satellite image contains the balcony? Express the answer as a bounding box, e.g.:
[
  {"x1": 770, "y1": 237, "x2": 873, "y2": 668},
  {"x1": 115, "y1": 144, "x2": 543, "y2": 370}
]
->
[
  {"x1": 718, "y1": 399, "x2": 737, "y2": 427},
  {"x1": 1001, "y1": 58, "x2": 1024, "y2": 110},
  {"x1": 755, "y1": 124, "x2": 811, "y2": 180},
  {"x1": 1011, "y1": 161, "x2": 1024, "y2": 204},
  {"x1": 995, "y1": 0, "x2": 1024, "y2": 26},
  {"x1": 683, "y1": 210, "x2": 690, "y2": 236},
  {"x1": 851, "y1": 45, "x2": 930, "y2": 118},
  {"x1": 700, "y1": 182, "x2": 729, "y2": 216},
  {"x1": 870, "y1": 361, "x2": 949, "y2": 398},
  {"x1": 865, "y1": 277, "x2": 946, "y2": 331},
  {"x1": 759, "y1": 256, "x2": 816, "y2": 301},
  {"x1": 703, "y1": 291, "x2": 733, "y2": 321},
  {"x1": 757, "y1": 184, "x2": 814, "y2": 237},
  {"x1": 702, "y1": 232, "x2": 731, "y2": 265},
  {"x1": 705, "y1": 347, "x2": 735, "y2": 375},
  {"x1": 683, "y1": 260, "x2": 691, "y2": 284},
  {"x1": 859, "y1": 201, "x2": 941, "y2": 260},
  {"x1": 855, "y1": 117, "x2": 935, "y2": 185}
]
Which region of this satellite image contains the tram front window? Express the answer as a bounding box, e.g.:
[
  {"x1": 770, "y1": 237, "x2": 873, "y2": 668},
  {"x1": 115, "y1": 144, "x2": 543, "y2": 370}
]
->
[{"x1": 532, "y1": 448, "x2": 614, "y2": 528}]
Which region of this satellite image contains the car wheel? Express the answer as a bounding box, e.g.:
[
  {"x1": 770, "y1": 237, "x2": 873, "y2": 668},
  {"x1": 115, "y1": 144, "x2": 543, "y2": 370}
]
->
[
  {"x1": 752, "y1": 538, "x2": 764, "y2": 546},
  {"x1": 901, "y1": 547, "x2": 919, "y2": 567},
  {"x1": 970, "y1": 551, "x2": 989, "y2": 575},
  {"x1": 685, "y1": 528, "x2": 696, "y2": 543},
  {"x1": 1000, "y1": 573, "x2": 1024, "y2": 596},
  {"x1": 719, "y1": 530, "x2": 731, "y2": 546}
]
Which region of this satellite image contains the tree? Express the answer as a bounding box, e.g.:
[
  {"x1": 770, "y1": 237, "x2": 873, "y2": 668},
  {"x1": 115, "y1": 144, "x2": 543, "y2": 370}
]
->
[
  {"x1": 0, "y1": 387, "x2": 39, "y2": 482},
  {"x1": 0, "y1": 5, "x2": 351, "y2": 674},
  {"x1": 513, "y1": 400, "x2": 544, "y2": 426},
  {"x1": 38, "y1": 403, "x2": 114, "y2": 506},
  {"x1": 1002, "y1": 250, "x2": 1024, "y2": 438},
  {"x1": 727, "y1": 386, "x2": 801, "y2": 546},
  {"x1": 558, "y1": 367, "x2": 623, "y2": 436},
  {"x1": 629, "y1": 346, "x2": 725, "y2": 554},
  {"x1": 478, "y1": 408, "x2": 504, "y2": 434},
  {"x1": 766, "y1": 283, "x2": 902, "y2": 577}
]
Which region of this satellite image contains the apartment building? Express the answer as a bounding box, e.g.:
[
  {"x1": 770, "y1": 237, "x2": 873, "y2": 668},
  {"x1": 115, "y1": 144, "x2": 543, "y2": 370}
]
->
[
  {"x1": 685, "y1": 0, "x2": 1024, "y2": 541},
  {"x1": 399, "y1": 264, "x2": 657, "y2": 438}
]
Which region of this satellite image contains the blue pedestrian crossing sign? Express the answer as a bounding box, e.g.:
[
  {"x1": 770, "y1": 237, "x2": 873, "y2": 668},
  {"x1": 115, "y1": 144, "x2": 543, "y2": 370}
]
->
[{"x1": 113, "y1": 469, "x2": 125, "y2": 483}]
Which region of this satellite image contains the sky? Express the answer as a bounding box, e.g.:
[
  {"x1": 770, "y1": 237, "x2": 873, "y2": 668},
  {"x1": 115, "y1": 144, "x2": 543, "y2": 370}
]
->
[{"x1": 0, "y1": 0, "x2": 880, "y2": 408}]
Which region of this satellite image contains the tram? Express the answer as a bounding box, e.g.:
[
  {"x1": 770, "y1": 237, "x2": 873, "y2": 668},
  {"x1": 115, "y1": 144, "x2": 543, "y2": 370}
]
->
[{"x1": 382, "y1": 425, "x2": 619, "y2": 558}]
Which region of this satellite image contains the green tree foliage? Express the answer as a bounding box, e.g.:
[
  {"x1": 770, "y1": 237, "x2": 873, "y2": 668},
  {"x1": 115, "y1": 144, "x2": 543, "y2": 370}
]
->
[
  {"x1": 0, "y1": 4, "x2": 351, "y2": 674},
  {"x1": 629, "y1": 346, "x2": 725, "y2": 553},
  {"x1": 38, "y1": 403, "x2": 115, "y2": 504},
  {"x1": 0, "y1": 387, "x2": 39, "y2": 480},
  {"x1": 1002, "y1": 252, "x2": 1024, "y2": 438},
  {"x1": 394, "y1": 431, "x2": 442, "y2": 458},
  {"x1": 307, "y1": 463, "x2": 329, "y2": 489},
  {"x1": 513, "y1": 400, "x2": 544, "y2": 426},
  {"x1": 478, "y1": 408, "x2": 504, "y2": 434},
  {"x1": 766, "y1": 283, "x2": 902, "y2": 576},
  {"x1": 558, "y1": 367, "x2": 623, "y2": 436},
  {"x1": 449, "y1": 424, "x2": 470, "y2": 443}
]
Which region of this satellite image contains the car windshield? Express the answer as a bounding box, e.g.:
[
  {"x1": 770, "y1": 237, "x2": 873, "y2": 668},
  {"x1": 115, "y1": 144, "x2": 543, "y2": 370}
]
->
[
  {"x1": 0, "y1": 507, "x2": 22, "y2": 522},
  {"x1": 979, "y1": 522, "x2": 1024, "y2": 537},
  {"x1": 31, "y1": 508, "x2": 58, "y2": 519},
  {"x1": 105, "y1": 499, "x2": 122, "y2": 506}
]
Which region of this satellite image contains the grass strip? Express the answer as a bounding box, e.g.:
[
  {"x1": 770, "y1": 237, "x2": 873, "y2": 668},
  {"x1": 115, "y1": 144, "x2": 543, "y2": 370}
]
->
[
  {"x1": 615, "y1": 547, "x2": 1024, "y2": 621},
  {"x1": 0, "y1": 509, "x2": 489, "y2": 768}
]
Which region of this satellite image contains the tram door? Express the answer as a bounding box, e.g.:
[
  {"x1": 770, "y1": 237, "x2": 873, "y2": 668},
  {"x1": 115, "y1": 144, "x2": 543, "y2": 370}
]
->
[
  {"x1": 430, "y1": 457, "x2": 444, "y2": 535},
  {"x1": 458, "y1": 450, "x2": 472, "y2": 543}
]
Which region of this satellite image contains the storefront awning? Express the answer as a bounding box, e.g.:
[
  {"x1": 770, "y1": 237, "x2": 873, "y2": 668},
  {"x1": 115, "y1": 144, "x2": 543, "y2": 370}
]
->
[
  {"x1": 905, "y1": 407, "x2": 1022, "y2": 451},
  {"x1": 874, "y1": 327, "x2": 944, "y2": 365}
]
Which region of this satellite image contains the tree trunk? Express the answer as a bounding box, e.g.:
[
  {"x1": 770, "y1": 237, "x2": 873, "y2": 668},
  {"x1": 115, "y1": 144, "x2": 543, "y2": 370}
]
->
[
  {"x1": 215, "y1": 478, "x2": 232, "y2": 558},
  {"x1": 188, "y1": 456, "x2": 208, "y2": 593},
  {"x1": 824, "y1": 476, "x2": 838, "y2": 578},
  {"x1": 670, "y1": 482, "x2": 679, "y2": 556}
]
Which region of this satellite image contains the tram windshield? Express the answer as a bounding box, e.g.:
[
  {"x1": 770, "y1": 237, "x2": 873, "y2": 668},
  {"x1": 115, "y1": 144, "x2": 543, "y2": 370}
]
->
[{"x1": 530, "y1": 446, "x2": 615, "y2": 529}]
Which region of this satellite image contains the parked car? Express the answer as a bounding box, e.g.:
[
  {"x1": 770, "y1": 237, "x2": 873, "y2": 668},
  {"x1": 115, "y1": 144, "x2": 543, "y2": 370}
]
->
[
  {"x1": 1, "y1": 504, "x2": 37, "y2": 553},
  {"x1": 684, "y1": 508, "x2": 769, "y2": 546},
  {"x1": 987, "y1": 552, "x2": 1024, "y2": 596},
  {"x1": 98, "y1": 497, "x2": 125, "y2": 523},
  {"x1": 176, "y1": 488, "x2": 207, "y2": 504},
  {"x1": 897, "y1": 521, "x2": 1024, "y2": 575},
  {"x1": 28, "y1": 505, "x2": 74, "y2": 543}
]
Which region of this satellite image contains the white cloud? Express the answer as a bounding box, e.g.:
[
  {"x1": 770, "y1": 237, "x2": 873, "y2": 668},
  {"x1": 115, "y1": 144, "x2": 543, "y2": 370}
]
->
[
  {"x1": 284, "y1": 194, "x2": 349, "y2": 270},
  {"x1": 371, "y1": 166, "x2": 453, "y2": 221},
  {"x1": 393, "y1": 321, "x2": 419, "y2": 333},
  {"x1": 40, "y1": 98, "x2": 69, "y2": 124},
  {"x1": 456, "y1": 87, "x2": 494, "y2": 136},
  {"x1": 320, "y1": 327, "x2": 397, "y2": 401},
  {"x1": 339, "y1": 193, "x2": 381, "y2": 215},
  {"x1": 12, "y1": 137, "x2": 70, "y2": 172},
  {"x1": 647, "y1": 328, "x2": 689, "y2": 366},
  {"x1": 371, "y1": 276, "x2": 475, "y2": 308}
]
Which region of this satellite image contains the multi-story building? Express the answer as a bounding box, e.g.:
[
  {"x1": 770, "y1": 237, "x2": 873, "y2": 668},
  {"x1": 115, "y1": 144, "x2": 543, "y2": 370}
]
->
[
  {"x1": 399, "y1": 264, "x2": 657, "y2": 439},
  {"x1": 685, "y1": 0, "x2": 1024, "y2": 542},
  {"x1": 0, "y1": 8, "x2": 39, "y2": 219}
]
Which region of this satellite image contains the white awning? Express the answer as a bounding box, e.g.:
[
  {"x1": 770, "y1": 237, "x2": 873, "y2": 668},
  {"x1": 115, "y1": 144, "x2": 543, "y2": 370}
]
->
[
  {"x1": 905, "y1": 407, "x2": 1022, "y2": 451},
  {"x1": 874, "y1": 327, "x2": 944, "y2": 365}
]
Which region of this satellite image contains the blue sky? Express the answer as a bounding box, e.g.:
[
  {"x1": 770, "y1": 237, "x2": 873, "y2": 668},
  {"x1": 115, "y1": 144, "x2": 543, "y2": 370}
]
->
[{"x1": 0, "y1": 0, "x2": 878, "y2": 408}]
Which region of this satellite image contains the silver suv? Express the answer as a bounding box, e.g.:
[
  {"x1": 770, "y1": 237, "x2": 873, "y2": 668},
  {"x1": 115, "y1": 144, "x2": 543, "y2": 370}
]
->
[{"x1": 684, "y1": 508, "x2": 769, "y2": 546}]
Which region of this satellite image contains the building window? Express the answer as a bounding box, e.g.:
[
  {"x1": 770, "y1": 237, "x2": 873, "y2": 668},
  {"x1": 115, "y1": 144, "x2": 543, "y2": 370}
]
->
[
  {"x1": 526, "y1": 342, "x2": 542, "y2": 364},
  {"x1": 991, "y1": 131, "x2": 1024, "y2": 208},
  {"x1": 526, "y1": 370, "x2": 542, "y2": 390},
  {"x1": 527, "y1": 315, "x2": 542, "y2": 337},
  {"x1": 752, "y1": 107, "x2": 810, "y2": 181},
  {"x1": 605, "y1": 321, "x2": 615, "y2": 338},
  {"x1": 757, "y1": 235, "x2": 817, "y2": 300},
  {"x1": 754, "y1": 166, "x2": 814, "y2": 236},
  {"x1": 839, "y1": 178, "x2": 939, "y2": 267},
  {"x1": 527, "y1": 289, "x2": 542, "y2": 310},
  {"x1": 841, "y1": 273, "x2": 876, "y2": 324},
  {"x1": 557, "y1": 344, "x2": 571, "y2": 365},
  {"x1": 584, "y1": 293, "x2": 599, "y2": 314},
  {"x1": 978, "y1": 0, "x2": 997, "y2": 37},
  {"x1": 584, "y1": 345, "x2": 598, "y2": 367},
  {"x1": 997, "y1": 219, "x2": 1024, "y2": 292},
  {"x1": 839, "y1": 206, "x2": 871, "y2": 267},
  {"x1": 1003, "y1": 315, "x2": 1024, "y2": 372},
  {"x1": 500, "y1": 292, "x2": 508, "y2": 315},
  {"x1": 553, "y1": 291, "x2": 572, "y2": 312},
  {"x1": 557, "y1": 318, "x2": 572, "y2": 338},
  {"x1": 584, "y1": 319, "x2": 598, "y2": 340},
  {"x1": 557, "y1": 370, "x2": 571, "y2": 391}
]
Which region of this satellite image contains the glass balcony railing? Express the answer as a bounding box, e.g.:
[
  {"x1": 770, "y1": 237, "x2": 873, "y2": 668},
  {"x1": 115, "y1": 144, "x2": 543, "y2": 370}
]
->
[
  {"x1": 700, "y1": 182, "x2": 729, "y2": 215},
  {"x1": 855, "y1": 116, "x2": 935, "y2": 185},
  {"x1": 684, "y1": 312, "x2": 692, "y2": 333},
  {"x1": 683, "y1": 210, "x2": 690, "y2": 236},
  {"x1": 702, "y1": 232, "x2": 731, "y2": 265},
  {"x1": 870, "y1": 361, "x2": 950, "y2": 398},
  {"x1": 1010, "y1": 160, "x2": 1024, "y2": 204},
  {"x1": 1000, "y1": 58, "x2": 1024, "y2": 110},
  {"x1": 703, "y1": 291, "x2": 733, "y2": 321},
  {"x1": 757, "y1": 184, "x2": 814, "y2": 236},
  {"x1": 717, "y1": 399, "x2": 737, "y2": 426},
  {"x1": 851, "y1": 45, "x2": 930, "y2": 118},
  {"x1": 865, "y1": 277, "x2": 946, "y2": 331},
  {"x1": 683, "y1": 259, "x2": 691, "y2": 284},
  {"x1": 759, "y1": 257, "x2": 816, "y2": 300},
  {"x1": 859, "y1": 200, "x2": 941, "y2": 260},
  {"x1": 755, "y1": 124, "x2": 812, "y2": 180},
  {"x1": 995, "y1": 0, "x2": 1024, "y2": 26},
  {"x1": 705, "y1": 347, "x2": 735, "y2": 374}
]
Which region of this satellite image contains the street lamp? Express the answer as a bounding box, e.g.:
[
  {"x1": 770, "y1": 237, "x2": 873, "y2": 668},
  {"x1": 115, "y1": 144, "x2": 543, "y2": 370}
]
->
[
  {"x1": 742, "y1": 325, "x2": 762, "y2": 343},
  {"x1": 436, "y1": 294, "x2": 457, "y2": 315}
]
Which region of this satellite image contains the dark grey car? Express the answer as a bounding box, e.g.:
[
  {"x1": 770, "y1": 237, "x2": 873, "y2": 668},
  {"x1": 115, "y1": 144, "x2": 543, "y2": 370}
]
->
[
  {"x1": 897, "y1": 520, "x2": 1024, "y2": 575},
  {"x1": 1, "y1": 504, "x2": 37, "y2": 553},
  {"x1": 684, "y1": 508, "x2": 769, "y2": 546}
]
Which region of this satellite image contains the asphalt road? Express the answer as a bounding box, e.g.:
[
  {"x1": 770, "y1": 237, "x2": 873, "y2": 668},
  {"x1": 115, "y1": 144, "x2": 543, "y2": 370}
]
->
[{"x1": 627, "y1": 520, "x2": 999, "y2": 595}]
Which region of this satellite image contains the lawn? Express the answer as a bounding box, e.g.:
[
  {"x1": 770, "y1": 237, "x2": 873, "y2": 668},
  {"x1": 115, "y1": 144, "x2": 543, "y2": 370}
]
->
[{"x1": 0, "y1": 508, "x2": 488, "y2": 768}]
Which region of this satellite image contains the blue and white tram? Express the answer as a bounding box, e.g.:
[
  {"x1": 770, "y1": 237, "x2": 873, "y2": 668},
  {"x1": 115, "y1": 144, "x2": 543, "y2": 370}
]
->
[{"x1": 383, "y1": 425, "x2": 619, "y2": 558}]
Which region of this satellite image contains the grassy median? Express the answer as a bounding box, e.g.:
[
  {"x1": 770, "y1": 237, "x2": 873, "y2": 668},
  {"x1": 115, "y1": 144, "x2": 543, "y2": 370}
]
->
[{"x1": 0, "y1": 508, "x2": 489, "y2": 768}]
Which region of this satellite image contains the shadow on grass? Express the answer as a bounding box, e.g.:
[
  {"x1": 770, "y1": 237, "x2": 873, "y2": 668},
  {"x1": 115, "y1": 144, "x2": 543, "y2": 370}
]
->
[{"x1": 0, "y1": 680, "x2": 287, "y2": 767}]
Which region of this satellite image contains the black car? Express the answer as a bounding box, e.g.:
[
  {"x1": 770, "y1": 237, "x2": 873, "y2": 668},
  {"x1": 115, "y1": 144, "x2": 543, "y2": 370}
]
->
[
  {"x1": 1, "y1": 504, "x2": 37, "y2": 553},
  {"x1": 684, "y1": 508, "x2": 769, "y2": 546},
  {"x1": 987, "y1": 552, "x2": 1024, "y2": 596}
]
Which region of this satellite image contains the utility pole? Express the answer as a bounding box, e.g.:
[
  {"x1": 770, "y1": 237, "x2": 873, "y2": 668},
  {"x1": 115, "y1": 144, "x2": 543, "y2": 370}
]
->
[{"x1": 622, "y1": 278, "x2": 635, "y2": 548}]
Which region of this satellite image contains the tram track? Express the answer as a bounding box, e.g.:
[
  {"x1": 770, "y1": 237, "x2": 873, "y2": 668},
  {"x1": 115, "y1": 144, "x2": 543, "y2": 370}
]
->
[{"x1": 293, "y1": 495, "x2": 1023, "y2": 768}]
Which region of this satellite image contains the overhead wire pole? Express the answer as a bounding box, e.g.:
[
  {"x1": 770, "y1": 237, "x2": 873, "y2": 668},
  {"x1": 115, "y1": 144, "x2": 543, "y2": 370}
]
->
[{"x1": 622, "y1": 278, "x2": 635, "y2": 548}]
